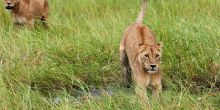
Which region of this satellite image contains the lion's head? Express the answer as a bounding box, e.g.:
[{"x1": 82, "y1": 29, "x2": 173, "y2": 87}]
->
[
  {"x1": 138, "y1": 43, "x2": 162, "y2": 74},
  {"x1": 3, "y1": 0, "x2": 19, "y2": 9}
]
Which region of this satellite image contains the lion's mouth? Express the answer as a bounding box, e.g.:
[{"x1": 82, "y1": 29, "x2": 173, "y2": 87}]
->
[
  {"x1": 150, "y1": 68, "x2": 157, "y2": 71},
  {"x1": 6, "y1": 6, "x2": 14, "y2": 10},
  {"x1": 144, "y1": 68, "x2": 157, "y2": 73},
  {"x1": 148, "y1": 69, "x2": 157, "y2": 72}
]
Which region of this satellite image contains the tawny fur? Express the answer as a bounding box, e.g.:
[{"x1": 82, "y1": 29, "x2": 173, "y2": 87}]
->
[
  {"x1": 120, "y1": 0, "x2": 163, "y2": 104},
  {"x1": 3, "y1": 0, "x2": 49, "y2": 28}
]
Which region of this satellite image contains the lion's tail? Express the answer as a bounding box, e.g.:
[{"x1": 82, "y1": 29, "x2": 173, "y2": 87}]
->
[{"x1": 136, "y1": 0, "x2": 147, "y2": 24}]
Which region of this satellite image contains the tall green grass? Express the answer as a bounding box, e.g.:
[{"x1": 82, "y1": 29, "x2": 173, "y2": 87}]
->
[{"x1": 0, "y1": 0, "x2": 219, "y2": 109}]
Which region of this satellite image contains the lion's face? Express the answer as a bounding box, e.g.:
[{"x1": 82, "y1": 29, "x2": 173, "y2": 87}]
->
[
  {"x1": 3, "y1": 0, "x2": 19, "y2": 9},
  {"x1": 138, "y1": 43, "x2": 162, "y2": 74}
]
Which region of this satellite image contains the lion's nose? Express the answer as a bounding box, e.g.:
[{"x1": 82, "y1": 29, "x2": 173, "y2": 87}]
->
[
  {"x1": 7, "y1": 2, "x2": 12, "y2": 5},
  {"x1": 150, "y1": 64, "x2": 157, "y2": 68}
]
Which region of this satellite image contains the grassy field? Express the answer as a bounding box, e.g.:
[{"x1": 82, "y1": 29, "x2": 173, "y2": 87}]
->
[{"x1": 0, "y1": 0, "x2": 220, "y2": 109}]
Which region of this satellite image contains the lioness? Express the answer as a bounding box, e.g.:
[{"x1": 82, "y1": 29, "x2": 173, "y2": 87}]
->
[
  {"x1": 3, "y1": 0, "x2": 49, "y2": 28},
  {"x1": 120, "y1": 0, "x2": 163, "y2": 102}
]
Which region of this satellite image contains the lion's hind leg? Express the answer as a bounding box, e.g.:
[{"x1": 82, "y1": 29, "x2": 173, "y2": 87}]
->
[{"x1": 120, "y1": 47, "x2": 132, "y2": 88}]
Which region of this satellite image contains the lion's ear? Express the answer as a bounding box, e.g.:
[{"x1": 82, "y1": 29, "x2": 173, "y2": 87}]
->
[
  {"x1": 157, "y1": 42, "x2": 163, "y2": 52},
  {"x1": 138, "y1": 45, "x2": 145, "y2": 53},
  {"x1": 157, "y1": 42, "x2": 163, "y2": 48}
]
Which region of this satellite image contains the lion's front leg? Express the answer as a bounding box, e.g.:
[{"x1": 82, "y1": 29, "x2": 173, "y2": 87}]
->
[
  {"x1": 132, "y1": 66, "x2": 150, "y2": 106},
  {"x1": 25, "y1": 13, "x2": 35, "y2": 29},
  {"x1": 150, "y1": 72, "x2": 162, "y2": 99},
  {"x1": 26, "y1": 19, "x2": 34, "y2": 29}
]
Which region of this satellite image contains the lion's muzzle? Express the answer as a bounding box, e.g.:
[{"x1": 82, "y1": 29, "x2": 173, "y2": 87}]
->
[
  {"x1": 5, "y1": 3, "x2": 14, "y2": 9},
  {"x1": 144, "y1": 64, "x2": 159, "y2": 74}
]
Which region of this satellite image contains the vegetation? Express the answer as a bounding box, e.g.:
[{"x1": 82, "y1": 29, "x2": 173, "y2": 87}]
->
[{"x1": 0, "y1": 0, "x2": 219, "y2": 109}]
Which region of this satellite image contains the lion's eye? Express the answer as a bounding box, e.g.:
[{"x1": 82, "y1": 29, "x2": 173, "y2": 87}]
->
[
  {"x1": 156, "y1": 54, "x2": 160, "y2": 58},
  {"x1": 145, "y1": 54, "x2": 149, "y2": 58}
]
